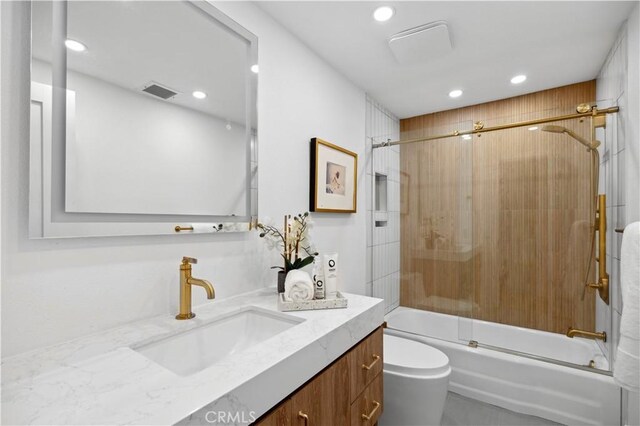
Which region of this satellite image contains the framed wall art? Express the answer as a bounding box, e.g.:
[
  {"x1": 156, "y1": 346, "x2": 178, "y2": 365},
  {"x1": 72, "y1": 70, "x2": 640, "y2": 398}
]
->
[{"x1": 310, "y1": 138, "x2": 357, "y2": 213}]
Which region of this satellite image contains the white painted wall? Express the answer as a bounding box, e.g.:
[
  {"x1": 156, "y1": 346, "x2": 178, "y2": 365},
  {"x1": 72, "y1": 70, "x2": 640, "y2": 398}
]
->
[
  {"x1": 596, "y1": 3, "x2": 639, "y2": 425},
  {"x1": 1, "y1": 1, "x2": 366, "y2": 357}
]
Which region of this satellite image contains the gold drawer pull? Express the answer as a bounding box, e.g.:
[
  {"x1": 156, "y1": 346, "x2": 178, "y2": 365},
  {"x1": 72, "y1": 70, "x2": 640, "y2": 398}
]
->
[
  {"x1": 298, "y1": 410, "x2": 309, "y2": 425},
  {"x1": 362, "y1": 354, "x2": 380, "y2": 370},
  {"x1": 361, "y1": 401, "x2": 381, "y2": 421}
]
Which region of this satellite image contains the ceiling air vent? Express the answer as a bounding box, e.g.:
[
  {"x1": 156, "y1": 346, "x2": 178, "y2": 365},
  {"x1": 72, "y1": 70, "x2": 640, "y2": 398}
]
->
[
  {"x1": 141, "y1": 82, "x2": 178, "y2": 100},
  {"x1": 389, "y1": 21, "x2": 452, "y2": 65}
]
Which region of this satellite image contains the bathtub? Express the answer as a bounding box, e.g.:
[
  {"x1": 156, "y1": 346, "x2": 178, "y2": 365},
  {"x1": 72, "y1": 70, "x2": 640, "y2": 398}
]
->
[{"x1": 385, "y1": 307, "x2": 621, "y2": 426}]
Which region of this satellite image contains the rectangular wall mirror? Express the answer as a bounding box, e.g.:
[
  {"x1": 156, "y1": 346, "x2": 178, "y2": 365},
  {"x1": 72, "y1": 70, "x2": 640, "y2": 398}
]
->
[{"x1": 29, "y1": 1, "x2": 258, "y2": 238}]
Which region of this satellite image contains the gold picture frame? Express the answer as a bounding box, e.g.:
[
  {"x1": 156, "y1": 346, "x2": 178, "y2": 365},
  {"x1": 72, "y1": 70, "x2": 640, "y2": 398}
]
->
[{"x1": 310, "y1": 138, "x2": 357, "y2": 213}]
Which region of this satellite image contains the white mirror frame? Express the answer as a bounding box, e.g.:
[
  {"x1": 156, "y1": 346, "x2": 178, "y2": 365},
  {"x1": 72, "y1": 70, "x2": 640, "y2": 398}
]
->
[{"x1": 29, "y1": 1, "x2": 258, "y2": 238}]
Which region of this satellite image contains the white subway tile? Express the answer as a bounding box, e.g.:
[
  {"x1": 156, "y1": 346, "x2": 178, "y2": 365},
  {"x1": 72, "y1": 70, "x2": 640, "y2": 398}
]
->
[
  {"x1": 606, "y1": 162, "x2": 613, "y2": 207},
  {"x1": 372, "y1": 277, "x2": 384, "y2": 299},
  {"x1": 382, "y1": 245, "x2": 390, "y2": 276},
  {"x1": 599, "y1": 156, "x2": 607, "y2": 192},
  {"x1": 616, "y1": 93, "x2": 627, "y2": 153},
  {"x1": 611, "y1": 257, "x2": 622, "y2": 314},
  {"x1": 616, "y1": 150, "x2": 626, "y2": 206},
  {"x1": 607, "y1": 208, "x2": 614, "y2": 263},
  {"x1": 612, "y1": 310, "x2": 622, "y2": 363},
  {"x1": 366, "y1": 246, "x2": 372, "y2": 284},
  {"x1": 372, "y1": 245, "x2": 384, "y2": 280},
  {"x1": 614, "y1": 206, "x2": 625, "y2": 260},
  {"x1": 373, "y1": 223, "x2": 385, "y2": 246},
  {"x1": 366, "y1": 175, "x2": 372, "y2": 211}
]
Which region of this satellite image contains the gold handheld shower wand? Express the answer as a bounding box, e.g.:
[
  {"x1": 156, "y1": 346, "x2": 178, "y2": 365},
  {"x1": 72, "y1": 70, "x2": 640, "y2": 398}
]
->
[{"x1": 541, "y1": 120, "x2": 608, "y2": 305}]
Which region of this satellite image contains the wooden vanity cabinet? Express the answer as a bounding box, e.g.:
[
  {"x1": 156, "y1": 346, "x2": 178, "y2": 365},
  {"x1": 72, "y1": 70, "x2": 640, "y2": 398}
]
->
[
  {"x1": 290, "y1": 356, "x2": 350, "y2": 425},
  {"x1": 255, "y1": 326, "x2": 383, "y2": 426},
  {"x1": 255, "y1": 401, "x2": 291, "y2": 426}
]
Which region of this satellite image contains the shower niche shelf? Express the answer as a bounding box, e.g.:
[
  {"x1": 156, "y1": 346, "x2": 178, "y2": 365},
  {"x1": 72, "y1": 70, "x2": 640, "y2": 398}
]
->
[{"x1": 374, "y1": 173, "x2": 388, "y2": 230}]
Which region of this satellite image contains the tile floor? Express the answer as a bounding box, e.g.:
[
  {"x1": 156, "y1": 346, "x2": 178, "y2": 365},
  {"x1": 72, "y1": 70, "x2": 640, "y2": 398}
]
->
[{"x1": 441, "y1": 392, "x2": 563, "y2": 426}]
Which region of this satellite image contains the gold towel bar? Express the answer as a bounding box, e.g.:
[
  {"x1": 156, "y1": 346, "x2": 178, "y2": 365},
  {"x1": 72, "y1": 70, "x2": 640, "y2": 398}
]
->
[{"x1": 175, "y1": 224, "x2": 224, "y2": 232}]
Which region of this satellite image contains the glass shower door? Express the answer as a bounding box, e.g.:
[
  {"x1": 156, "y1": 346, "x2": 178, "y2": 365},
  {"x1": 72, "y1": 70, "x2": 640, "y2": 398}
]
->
[
  {"x1": 467, "y1": 107, "x2": 610, "y2": 369},
  {"x1": 396, "y1": 120, "x2": 475, "y2": 344}
]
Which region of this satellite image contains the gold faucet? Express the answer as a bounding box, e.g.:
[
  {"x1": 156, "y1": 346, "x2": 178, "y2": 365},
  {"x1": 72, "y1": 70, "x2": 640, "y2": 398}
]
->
[
  {"x1": 566, "y1": 327, "x2": 606, "y2": 342},
  {"x1": 176, "y1": 257, "x2": 215, "y2": 320}
]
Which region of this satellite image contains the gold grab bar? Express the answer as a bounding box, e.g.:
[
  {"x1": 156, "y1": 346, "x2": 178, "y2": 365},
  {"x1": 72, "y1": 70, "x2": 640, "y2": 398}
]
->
[{"x1": 587, "y1": 195, "x2": 609, "y2": 304}]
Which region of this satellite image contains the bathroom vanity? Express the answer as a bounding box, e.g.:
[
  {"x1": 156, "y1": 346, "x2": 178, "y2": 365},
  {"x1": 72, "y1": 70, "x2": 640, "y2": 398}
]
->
[
  {"x1": 1, "y1": 290, "x2": 384, "y2": 425},
  {"x1": 255, "y1": 327, "x2": 383, "y2": 426}
]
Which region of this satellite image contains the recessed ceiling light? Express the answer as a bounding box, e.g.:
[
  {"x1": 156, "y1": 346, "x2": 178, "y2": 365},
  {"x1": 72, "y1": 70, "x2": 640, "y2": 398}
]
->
[
  {"x1": 250, "y1": 64, "x2": 259, "y2": 74},
  {"x1": 373, "y1": 6, "x2": 394, "y2": 22},
  {"x1": 528, "y1": 126, "x2": 539, "y2": 131},
  {"x1": 64, "y1": 39, "x2": 87, "y2": 52},
  {"x1": 449, "y1": 89, "x2": 463, "y2": 98},
  {"x1": 511, "y1": 74, "x2": 527, "y2": 84},
  {"x1": 192, "y1": 91, "x2": 207, "y2": 99}
]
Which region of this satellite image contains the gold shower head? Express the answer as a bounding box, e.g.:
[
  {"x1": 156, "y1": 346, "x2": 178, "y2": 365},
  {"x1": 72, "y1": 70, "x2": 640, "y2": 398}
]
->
[
  {"x1": 540, "y1": 125, "x2": 600, "y2": 150},
  {"x1": 541, "y1": 125, "x2": 566, "y2": 133}
]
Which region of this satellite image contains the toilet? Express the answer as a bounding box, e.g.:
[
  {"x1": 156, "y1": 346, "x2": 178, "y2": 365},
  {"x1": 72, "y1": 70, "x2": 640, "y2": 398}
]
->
[{"x1": 379, "y1": 332, "x2": 451, "y2": 426}]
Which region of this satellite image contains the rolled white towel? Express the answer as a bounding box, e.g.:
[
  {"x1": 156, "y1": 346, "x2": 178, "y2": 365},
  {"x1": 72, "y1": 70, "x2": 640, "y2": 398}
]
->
[{"x1": 284, "y1": 270, "x2": 314, "y2": 302}]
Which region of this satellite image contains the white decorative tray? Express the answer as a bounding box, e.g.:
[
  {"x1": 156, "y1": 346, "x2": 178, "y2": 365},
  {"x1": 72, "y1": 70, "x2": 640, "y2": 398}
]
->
[{"x1": 277, "y1": 291, "x2": 348, "y2": 312}]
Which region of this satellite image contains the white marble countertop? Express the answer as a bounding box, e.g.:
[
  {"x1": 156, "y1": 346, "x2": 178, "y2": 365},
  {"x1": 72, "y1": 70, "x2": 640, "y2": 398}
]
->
[{"x1": 1, "y1": 288, "x2": 384, "y2": 425}]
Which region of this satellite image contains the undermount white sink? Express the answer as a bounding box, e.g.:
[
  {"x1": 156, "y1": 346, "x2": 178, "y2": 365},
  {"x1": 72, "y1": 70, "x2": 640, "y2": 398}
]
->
[{"x1": 133, "y1": 307, "x2": 304, "y2": 376}]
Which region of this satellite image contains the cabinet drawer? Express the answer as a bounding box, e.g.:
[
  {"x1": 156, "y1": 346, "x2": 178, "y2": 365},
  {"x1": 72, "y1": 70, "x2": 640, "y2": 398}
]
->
[
  {"x1": 290, "y1": 356, "x2": 350, "y2": 426},
  {"x1": 348, "y1": 327, "x2": 383, "y2": 402},
  {"x1": 350, "y1": 374, "x2": 383, "y2": 426},
  {"x1": 254, "y1": 400, "x2": 291, "y2": 426}
]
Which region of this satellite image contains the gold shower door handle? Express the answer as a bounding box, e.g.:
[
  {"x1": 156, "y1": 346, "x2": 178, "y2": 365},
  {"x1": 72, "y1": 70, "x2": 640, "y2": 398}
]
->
[
  {"x1": 298, "y1": 410, "x2": 309, "y2": 425},
  {"x1": 361, "y1": 401, "x2": 381, "y2": 421},
  {"x1": 362, "y1": 354, "x2": 381, "y2": 370}
]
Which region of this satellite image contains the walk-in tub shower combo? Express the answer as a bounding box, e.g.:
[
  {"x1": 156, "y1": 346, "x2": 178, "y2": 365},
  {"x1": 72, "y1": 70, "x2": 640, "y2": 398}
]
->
[{"x1": 367, "y1": 85, "x2": 622, "y2": 426}]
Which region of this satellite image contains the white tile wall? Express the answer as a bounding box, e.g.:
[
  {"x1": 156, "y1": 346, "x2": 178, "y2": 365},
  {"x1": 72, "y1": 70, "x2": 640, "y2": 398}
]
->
[
  {"x1": 365, "y1": 96, "x2": 400, "y2": 313},
  {"x1": 595, "y1": 22, "x2": 628, "y2": 364},
  {"x1": 596, "y1": 8, "x2": 640, "y2": 424}
]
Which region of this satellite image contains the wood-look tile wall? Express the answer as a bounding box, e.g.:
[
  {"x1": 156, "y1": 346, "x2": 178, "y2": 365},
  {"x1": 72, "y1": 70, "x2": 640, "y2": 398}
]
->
[{"x1": 399, "y1": 81, "x2": 597, "y2": 334}]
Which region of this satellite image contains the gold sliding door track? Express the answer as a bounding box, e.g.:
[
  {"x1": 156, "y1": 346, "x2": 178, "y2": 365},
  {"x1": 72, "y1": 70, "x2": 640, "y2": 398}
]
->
[{"x1": 372, "y1": 104, "x2": 619, "y2": 148}]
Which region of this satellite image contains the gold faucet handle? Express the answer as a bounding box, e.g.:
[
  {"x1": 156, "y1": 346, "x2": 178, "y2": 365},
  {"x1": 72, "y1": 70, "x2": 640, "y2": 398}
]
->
[{"x1": 182, "y1": 256, "x2": 198, "y2": 265}]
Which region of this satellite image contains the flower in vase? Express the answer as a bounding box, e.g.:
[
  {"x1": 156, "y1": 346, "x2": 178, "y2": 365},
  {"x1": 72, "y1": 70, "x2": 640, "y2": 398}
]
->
[{"x1": 256, "y1": 212, "x2": 318, "y2": 272}]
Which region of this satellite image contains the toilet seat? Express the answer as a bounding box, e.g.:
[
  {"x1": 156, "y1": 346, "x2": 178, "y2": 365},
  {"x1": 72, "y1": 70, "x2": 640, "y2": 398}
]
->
[{"x1": 384, "y1": 334, "x2": 450, "y2": 377}]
